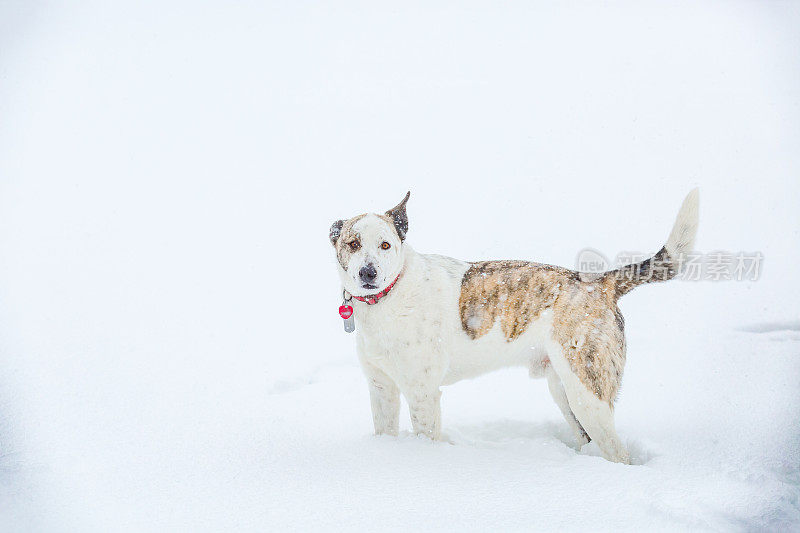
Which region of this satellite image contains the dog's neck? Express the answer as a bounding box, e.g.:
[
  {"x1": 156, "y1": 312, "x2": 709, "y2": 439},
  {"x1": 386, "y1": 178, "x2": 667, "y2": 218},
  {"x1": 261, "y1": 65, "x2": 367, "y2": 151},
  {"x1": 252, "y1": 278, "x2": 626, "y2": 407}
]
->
[{"x1": 351, "y1": 272, "x2": 402, "y2": 305}]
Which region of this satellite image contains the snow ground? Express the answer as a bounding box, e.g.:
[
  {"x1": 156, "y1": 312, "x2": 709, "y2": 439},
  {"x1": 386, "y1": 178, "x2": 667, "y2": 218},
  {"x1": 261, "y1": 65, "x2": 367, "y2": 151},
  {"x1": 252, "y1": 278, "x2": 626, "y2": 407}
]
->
[{"x1": 1, "y1": 2, "x2": 799, "y2": 531}]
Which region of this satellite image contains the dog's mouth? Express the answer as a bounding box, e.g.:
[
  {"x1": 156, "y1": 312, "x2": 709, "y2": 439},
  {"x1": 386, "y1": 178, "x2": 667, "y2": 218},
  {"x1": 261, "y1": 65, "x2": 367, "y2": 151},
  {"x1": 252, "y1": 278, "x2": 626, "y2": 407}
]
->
[{"x1": 361, "y1": 283, "x2": 378, "y2": 290}]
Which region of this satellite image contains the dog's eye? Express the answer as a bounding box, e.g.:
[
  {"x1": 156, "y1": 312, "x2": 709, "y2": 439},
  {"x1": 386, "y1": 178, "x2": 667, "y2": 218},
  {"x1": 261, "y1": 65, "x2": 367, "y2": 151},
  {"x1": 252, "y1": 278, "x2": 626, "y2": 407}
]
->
[
  {"x1": 348, "y1": 240, "x2": 361, "y2": 251},
  {"x1": 381, "y1": 242, "x2": 391, "y2": 250}
]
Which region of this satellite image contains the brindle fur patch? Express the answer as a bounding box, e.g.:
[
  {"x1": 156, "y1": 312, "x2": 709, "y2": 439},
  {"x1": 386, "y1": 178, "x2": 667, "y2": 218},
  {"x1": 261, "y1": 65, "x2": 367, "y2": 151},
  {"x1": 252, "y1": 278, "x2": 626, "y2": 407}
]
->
[
  {"x1": 459, "y1": 261, "x2": 577, "y2": 341},
  {"x1": 608, "y1": 246, "x2": 677, "y2": 297},
  {"x1": 550, "y1": 276, "x2": 626, "y2": 404},
  {"x1": 333, "y1": 214, "x2": 366, "y2": 270},
  {"x1": 459, "y1": 261, "x2": 626, "y2": 404}
]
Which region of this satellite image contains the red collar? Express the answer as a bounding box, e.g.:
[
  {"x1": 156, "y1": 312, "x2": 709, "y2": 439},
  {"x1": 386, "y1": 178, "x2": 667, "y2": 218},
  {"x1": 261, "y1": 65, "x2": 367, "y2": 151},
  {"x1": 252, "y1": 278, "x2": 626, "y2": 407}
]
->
[{"x1": 351, "y1": 273, "x2": 401, "y2": 305}]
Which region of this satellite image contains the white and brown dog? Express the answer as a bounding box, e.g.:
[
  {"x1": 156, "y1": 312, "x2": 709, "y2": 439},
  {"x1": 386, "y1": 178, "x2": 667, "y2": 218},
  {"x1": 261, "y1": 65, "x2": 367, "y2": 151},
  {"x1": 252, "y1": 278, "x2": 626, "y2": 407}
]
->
[{"x1": 329, "y1": 190, "x2": 698, "y2": 463}]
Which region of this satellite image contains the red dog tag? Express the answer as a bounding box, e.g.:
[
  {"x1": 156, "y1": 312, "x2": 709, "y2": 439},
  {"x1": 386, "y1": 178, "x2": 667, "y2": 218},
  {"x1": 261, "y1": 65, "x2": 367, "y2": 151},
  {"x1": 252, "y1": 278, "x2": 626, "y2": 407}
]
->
[{"x1": 339, "y1": 300, "x2": 355, "y2": 333}]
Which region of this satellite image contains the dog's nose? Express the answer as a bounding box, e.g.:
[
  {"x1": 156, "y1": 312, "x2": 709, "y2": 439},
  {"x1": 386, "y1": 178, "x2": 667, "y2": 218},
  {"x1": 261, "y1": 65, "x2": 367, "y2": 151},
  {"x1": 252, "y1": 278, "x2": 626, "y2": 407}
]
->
[{"x1": 359, "y1": 264, "x2": 378, "y2": 284}]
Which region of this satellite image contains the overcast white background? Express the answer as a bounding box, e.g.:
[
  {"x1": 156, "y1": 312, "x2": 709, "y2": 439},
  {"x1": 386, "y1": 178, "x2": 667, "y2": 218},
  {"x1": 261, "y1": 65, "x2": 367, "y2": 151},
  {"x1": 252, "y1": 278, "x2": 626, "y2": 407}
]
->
[{"x1": 1, "y1": 2, "x2": 799, "y2": 531}]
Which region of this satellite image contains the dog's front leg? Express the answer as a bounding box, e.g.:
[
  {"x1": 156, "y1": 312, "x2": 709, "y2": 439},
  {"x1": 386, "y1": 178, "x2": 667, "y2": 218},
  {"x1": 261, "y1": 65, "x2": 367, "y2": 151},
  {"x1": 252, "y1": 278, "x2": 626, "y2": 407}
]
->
[
  {"x1": 405, "y1": 385, "x2": 442, "y2": 440},
  {"x1": 361, "y1": 363, "x2": 400, "y2": 436}
]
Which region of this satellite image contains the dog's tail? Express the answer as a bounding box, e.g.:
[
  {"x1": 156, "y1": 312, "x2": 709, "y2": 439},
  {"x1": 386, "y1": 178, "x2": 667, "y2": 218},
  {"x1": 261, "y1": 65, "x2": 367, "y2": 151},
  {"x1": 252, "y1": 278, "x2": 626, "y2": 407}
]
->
[{"x1": 602, "y1": 188, "x2": 699, "y2": 297}]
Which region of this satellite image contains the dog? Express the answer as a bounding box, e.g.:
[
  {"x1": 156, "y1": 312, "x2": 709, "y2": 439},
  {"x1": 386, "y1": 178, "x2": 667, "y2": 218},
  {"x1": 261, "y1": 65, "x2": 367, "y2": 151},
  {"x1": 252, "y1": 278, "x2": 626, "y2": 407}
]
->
[{"x1": 329, "y1": 190, "x2": 698, "y2": 463}]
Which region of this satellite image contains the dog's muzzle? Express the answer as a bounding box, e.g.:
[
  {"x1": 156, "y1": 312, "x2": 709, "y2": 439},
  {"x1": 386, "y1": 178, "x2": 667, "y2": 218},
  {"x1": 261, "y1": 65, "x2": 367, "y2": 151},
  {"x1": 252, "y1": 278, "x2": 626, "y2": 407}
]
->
[{"x1": 359, "y1": 263, "x2": 378, "y2": 289}]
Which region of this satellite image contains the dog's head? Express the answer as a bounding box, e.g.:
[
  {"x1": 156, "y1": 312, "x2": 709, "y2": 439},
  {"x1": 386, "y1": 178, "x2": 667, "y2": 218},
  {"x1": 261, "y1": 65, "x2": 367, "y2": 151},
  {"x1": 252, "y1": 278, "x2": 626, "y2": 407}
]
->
[{"x1": 329, "y1": 192, "x2": 410, "y2": 297}]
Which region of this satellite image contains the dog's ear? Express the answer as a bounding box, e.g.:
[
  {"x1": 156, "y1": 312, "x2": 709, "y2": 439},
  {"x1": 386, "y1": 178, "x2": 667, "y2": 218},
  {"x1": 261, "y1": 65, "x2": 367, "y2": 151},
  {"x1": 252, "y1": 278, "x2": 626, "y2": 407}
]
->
[
  {"x1": 385, "y1": 191, "x2": 410, "y2": 241},
  {"x1": 329, "y1": 219, "x2": 345, "y2": 245}
]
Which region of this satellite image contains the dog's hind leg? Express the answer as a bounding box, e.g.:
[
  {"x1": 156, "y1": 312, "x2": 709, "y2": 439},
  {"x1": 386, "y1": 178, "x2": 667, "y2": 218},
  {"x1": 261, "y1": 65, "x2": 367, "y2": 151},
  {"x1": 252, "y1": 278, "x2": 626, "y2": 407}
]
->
[
  {"x1": 361, "y1": 363, "x2": 400, "y2": 436},
  {"x1": 567, "y1": 387, "x2": 629, "y2": 464},
  {"x1": 547, "y1": 344, "x2": 630, "y2": 464},
  {"x1": 545, "y1": 364, "x2": 590, "y2": 448}
]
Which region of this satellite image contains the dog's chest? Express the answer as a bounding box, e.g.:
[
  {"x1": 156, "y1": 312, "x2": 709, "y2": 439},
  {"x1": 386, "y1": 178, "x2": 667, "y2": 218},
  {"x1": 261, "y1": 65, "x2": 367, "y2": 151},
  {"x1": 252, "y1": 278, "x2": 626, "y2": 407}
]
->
[
  {"x1": 355, "y1": 282, "x2": 458, "y2": 368},
  {"x1": 357, "y1": 299, "x2": 445, "y2": 352},
  {"x1": 356, "y1": 304, "x2": 452, "y2": 385}
]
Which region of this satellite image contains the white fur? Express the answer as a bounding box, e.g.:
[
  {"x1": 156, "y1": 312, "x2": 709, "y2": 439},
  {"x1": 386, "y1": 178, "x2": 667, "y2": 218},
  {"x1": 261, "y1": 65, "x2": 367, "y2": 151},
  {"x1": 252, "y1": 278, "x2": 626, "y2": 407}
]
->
[
  {"x1": 666, "y1": 188, "x2": 699, "y2": 257},
  {"x1": 349, "y1": 247, "x2": 564, "y2": 442}
]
